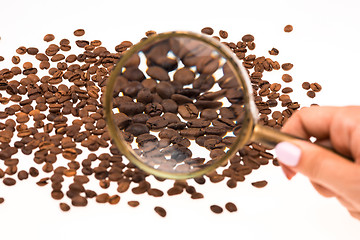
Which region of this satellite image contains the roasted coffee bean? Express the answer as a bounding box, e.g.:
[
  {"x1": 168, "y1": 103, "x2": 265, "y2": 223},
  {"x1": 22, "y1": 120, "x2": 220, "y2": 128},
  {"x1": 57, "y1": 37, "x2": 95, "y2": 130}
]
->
[
  {"x1": 74, "y1": 29, "x2": 85, "y2": 36},
  {"x1": 27, "y1": 47, "x2": 39, "y2": 55},
  {"x1": 71, "y1": 196, "x2": 88, "y2": 206},
  {"x1": 146, "y1": 66, "x2": 170, "y2": 81},
  {"x1": 242, "y1": 34, "x2": 254, "y2": 42},
  {"x1": 310, "y1": 83, "x2": 322, "y2": 92},
  {"x1": 44, "y1": 34, "x2": 55, "y2": 42},
  {"x1": 16, "y1": 46, "x2": 27, "y2": 55},
  {"x1": 201, "y1": 27, "x2": 214, "y2": 35},
  {"x1": 210, "y1": 205, "x2": 223, "y2": 214},
  {"x1": 3, "y1": 177, "x2": 16, "y2": 186},
  {"x1": 268, "y1": 48, "x2": 279, "y2": 55},
  {"x1": 281, "y1": 63, "x2": 293, "y2": 71},
  {"x1": 282, "y1": 74, "x2": 292, "y2": 83},
  {"x1": 251, "y1": 180, "x2": 268, "y2": 188},
  {"x1": 284, "y1": 25, "x2": 293, "y2": 32},
  {"x1": 59, "y1": 202, "x2": 70, "y2": 212},
  {"x1": 173, "y1": 68, "x2": 195, "y2": 85},
  {"x1": 154, "y1": 206, "x2": 166, "y2": 217},
  {"x1": 307, "y1": 90, "x2": 316, "y2": 98},
  {"x1": 219, "y1": 30, "x2": 228, "y2": 39},
  {"x1": 0, "y1": 198, "x2": 4, "y2": 204},
  {"x1": 225, "y1": 202, "x2": 237, "y2": 212},
  {"x1": 302, "y1": 82, "x2": 310, "y2": 90},
  {"x1": 17, "y1": 170, "x2": 29, "y2": 180},
  {"x1": 282, "y1": 87, "x2": 293, "y2": 93},
  {"x1": 178, "y1": 103, "x2": 199, "y2": 119},
  {"x1": 128, "y1": 200, "x2": 140, "y2": 207},
  {"x1": 155, "y1": 81, "x2": 174, "y2": 99},
  {"x1": 126, "y1": 123, "x2": 149, "y2": 136}
]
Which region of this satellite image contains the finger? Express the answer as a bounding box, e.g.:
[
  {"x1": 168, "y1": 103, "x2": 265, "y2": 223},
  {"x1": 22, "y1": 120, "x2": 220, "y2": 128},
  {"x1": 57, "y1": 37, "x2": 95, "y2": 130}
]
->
[
  {"x1": 282, "y1": 106, "x2": 360, "y2": 158},
  {"x1": 349, "y1": 211, "x2": 360, "y2": 220},
  {"x1": 275, "y1": 140, "x2": 360, "y2": 196},
  {"x1": 310, "y1": 181, "x2": 336, "y2": 198},
  {"x1": 337, "y1": 196, "x2": 356, "y2": 210},
  {"x1": 280, "y1": 164, "x2": 297, "y2": 180}
]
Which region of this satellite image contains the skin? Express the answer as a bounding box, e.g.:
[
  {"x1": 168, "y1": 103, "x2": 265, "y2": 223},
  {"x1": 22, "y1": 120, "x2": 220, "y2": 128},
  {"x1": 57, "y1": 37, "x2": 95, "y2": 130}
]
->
[{"x1": 279, "y1": 106, "x2": 360, "y2": 220}]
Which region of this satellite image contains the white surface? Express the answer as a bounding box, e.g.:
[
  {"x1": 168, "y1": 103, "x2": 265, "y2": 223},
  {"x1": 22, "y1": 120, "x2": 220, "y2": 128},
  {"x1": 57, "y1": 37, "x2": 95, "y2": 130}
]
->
[{"x1": 0, "y1": 0, "x2": 359, "y2": 239}]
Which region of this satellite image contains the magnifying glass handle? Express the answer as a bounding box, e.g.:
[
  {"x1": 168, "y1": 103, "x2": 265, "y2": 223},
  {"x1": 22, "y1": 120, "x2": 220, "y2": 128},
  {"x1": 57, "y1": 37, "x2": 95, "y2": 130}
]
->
[{"x1": 250, "y1": 124, "x2": 353, "y2": 162}]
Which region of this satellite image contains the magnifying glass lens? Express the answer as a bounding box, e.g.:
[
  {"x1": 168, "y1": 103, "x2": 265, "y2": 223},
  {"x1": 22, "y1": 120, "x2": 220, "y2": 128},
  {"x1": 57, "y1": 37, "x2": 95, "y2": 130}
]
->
[{"x1": 108, "y1": 33, "x2": 253, "y2": 179}]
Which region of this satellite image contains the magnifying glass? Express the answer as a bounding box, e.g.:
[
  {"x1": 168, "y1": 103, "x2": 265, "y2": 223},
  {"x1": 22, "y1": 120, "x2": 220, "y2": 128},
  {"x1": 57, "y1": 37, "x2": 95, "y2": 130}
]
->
[{"x1": 104, "y1": 31, "x2": 305, "y2": 179}]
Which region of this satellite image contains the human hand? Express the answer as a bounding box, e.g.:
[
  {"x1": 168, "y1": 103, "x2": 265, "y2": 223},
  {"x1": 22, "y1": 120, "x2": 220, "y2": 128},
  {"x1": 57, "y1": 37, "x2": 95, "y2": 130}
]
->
[{"x1": 274, "y1": 106, "x2": 360, "y2": 220}]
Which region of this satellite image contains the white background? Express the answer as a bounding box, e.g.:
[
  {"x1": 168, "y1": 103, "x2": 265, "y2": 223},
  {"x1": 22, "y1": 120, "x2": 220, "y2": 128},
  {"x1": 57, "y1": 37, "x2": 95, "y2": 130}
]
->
[{"x1": 0, "y1": 0, "x2": 360, "y2": 239}]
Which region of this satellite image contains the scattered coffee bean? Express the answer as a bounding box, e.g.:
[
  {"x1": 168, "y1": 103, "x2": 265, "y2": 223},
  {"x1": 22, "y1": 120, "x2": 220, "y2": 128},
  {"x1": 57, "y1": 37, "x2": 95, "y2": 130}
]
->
[
  {"x1": 251, "y1": 180, "x2": 268, "y2": 188},
  {"x1": 0, "y1": 198, "x2": 4, "y2": 204},
  {"x1": 302, "y1": 82, "x2": 310, "y2": 90},
  {"x1": 201, "y1": 27, "x2": 214, "y2": 35},
  {"x1": 310, "y1": 83, "x2": 322, "y2": 92},
  {"x1": 44, "y1": 34, "x2": 55, "y2": 42},
  {"x1": 128, "y1": 200, "x2": 140, "y2": 207},
  {"x1": 210, "y1": 205, "x2": 223, "y2": 214},
  {"x1": 219, "y1": 30, "x2": 228, "y2": 39},
  {"x1": 225, "y1": 202, "x2": 237, "y2": 212},
  {"x1": 307, "y1": 90, "x2": 316, "y2": 98},
  {"x1": 284, "y1": 25, "x2": 293, "y2": 32},
  {"x1": 282, "y1": 63, "x2": 293, "y2": 71},
  {"x1": 3, "y1": 177, "x2": 16, "y2": 186},
  {"x1": 74, "y1": 29, "x2": 85, "y2": 37},
  {"x1": 59, "y1": 202, "x2": 70, "y2": 212},
  {"x1": 269, "y1": 48, "x2": 279, "y2": 55},
  {"x1": 242, "y1": 34, "x2": 255, "y2": 42},
  {"x1": 154, "y1": 206, "x2": 167, "y2": 217}
]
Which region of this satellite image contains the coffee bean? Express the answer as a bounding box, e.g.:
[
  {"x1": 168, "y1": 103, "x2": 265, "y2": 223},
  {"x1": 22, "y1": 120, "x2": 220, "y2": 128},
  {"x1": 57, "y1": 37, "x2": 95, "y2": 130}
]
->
[
  {"x1": 17, "y1": 170, "x2": 29, "y2": 180},
  {"x1": 146, "y1": 66, "x2": 170, "y2": 81},
  {"x1": 16, "y1": 46, "x2": 27, "y2": 55},
  {"x1": 225, "y1": 202, "x2": 237, "y2": 212},
  {"x1": 44, "y1": 34, "x2": 55, "y2": 42},
  {"x1": 173, "y1": 68, "x2": 195, "y2": 85},
  {"x1": 242, "y1": 34, "x2": 254, "y2": 42},
  {"x1": 201, "y1": 27, "x2": 214, "y2": 35},
  {"x1": 74, "y1": 29, "x2": 85, "y2": 37},
  {"x1": 128, "y1": 200, "x2": 140, "y2": 207},
  {"x1": 284, "y1": 25, "x2": 293, "y2": 32},
  {"x1": 310, "y1": 83, "x2": 322, "y2": 92},
  {"x1": 0, "y1": 198, "x2": 4, "y2": 204},
  {"x1": 148, "y1": 188, "x2": 164, "y2": 197},
  {"x1": 219, "y1": 30, "x2": 228, "y2": 39},
  {"x1": 307, "y1": 90, "x2": 316, "y2": 98},
  {"x1": 251, "y1": 180, "x2": 268, "y2": 188},
  {"x1": 59, "y1": 202, "x2": 70, "y2": 211},
  {"x1": 302, "y1": 82, "x2": 310, "y2": 90},
  {"x1": 269, "y1": 48, "x2": 279, "y2": 55},
  {"x1": 27, "y1": 47, "x2": 39, "y2": 55},
  {"x1": 154, "y1": 206, "x2": 166, "y2": 217},
  {"x1": 178, "y1": 103, "x2": 199, "y2": 119},
  {"x1": 281, "y1": 63, "x2": 293, "y2": 71},
  {"x1": 281, "y1": 74, "x2": 292, "y2": 84},
  {"x1": 109, "y1": 195, "x2": 120, "y2": 204},
  {"x1": 71, "y1": 196, "x2": 88, "y2": 206},
  {"x1": 282, "y1": 87, "x2": 293, "y2": 93},
  {"x1": 29, "y1": 167, "x2": 39, "y2": 177},
  {"x1": 210, "y1": 205, "x2": 223, "y2": 214},
  {"x1": 3, "y1": 177, "x2": 16, "y2": 186}
]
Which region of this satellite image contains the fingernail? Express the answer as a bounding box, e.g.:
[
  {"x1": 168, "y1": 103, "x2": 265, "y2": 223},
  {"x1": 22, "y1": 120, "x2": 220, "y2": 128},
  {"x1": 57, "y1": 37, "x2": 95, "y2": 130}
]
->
[{"x1": 275, "y1": 142, "x2": 301, "y2": 167}]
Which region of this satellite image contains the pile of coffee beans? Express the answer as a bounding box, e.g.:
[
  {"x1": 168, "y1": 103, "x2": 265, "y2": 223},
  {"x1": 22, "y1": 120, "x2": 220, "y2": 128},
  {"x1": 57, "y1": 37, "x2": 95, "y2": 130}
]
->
[{"x1": 0, "y1": 27, "x2": 321, "y2": 216}]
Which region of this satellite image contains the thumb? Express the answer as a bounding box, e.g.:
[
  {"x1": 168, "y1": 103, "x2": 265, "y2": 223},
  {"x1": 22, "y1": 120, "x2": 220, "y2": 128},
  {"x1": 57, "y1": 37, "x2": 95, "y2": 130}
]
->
[{"x1": 275, "y1": 141, "x2": 359, "y2": 194}]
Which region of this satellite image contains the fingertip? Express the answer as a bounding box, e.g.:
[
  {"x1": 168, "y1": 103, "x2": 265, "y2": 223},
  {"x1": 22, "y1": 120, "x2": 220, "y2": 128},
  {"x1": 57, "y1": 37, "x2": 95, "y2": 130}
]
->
[{"x1": 275, "y1": 142, "x2": 301, "y2": 167}]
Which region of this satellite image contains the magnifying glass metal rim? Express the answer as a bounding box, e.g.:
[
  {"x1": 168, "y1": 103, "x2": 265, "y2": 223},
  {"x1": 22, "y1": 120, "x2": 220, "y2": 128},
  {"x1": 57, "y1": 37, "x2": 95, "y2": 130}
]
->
[{"x1": 104, "y1": 31, "x2": 259, "y2": 179}]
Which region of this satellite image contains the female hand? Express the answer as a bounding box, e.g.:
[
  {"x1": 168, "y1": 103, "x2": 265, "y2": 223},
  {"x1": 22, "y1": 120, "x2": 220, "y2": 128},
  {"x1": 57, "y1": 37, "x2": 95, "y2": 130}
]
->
[{"x1": 274, "y1": 106, "x2": 360, "y2": 220}]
